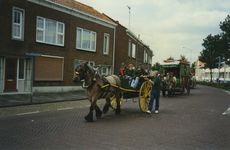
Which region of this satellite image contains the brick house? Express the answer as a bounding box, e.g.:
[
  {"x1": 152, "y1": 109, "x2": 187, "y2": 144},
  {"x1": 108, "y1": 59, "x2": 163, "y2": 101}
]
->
[
  {"x1": 0, "y1": 0, "x2": 153, "y2": 94},
  {"x1": 0, "y1": 0, "x2": 116, "y2": 93},
  {"x1": 103, "y1": 14, "x2": 153, "y2": 75}
]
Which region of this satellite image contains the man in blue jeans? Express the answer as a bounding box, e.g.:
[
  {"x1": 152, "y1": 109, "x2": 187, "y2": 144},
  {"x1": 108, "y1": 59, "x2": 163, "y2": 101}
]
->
[{"x1": 144, "y1": 70, "x2": 160, "y2": 114}]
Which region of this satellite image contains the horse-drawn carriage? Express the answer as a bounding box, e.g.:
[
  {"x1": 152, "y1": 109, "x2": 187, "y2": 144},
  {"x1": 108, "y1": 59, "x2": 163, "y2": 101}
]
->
[
  {"x1": 160, "y1": 60, "x2": 191, "y2": 96},
  {"x1": 109, "y1": 77, "x2": 152, "y2": 112},
  {"x1": 73, "y1": 62, "x2": 152, "y2": 122}
]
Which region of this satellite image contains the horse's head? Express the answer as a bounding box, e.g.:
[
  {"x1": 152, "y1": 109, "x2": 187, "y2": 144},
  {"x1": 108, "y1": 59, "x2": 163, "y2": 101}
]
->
[{"x1": 73, "y1": 62, "x2": 88, "y2": 83}]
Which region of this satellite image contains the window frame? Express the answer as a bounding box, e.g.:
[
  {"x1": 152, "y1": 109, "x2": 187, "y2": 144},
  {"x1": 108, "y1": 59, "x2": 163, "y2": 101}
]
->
[
  {"x1": 18, "y1": 59, "x2": 26, "y2": 80},
  {"x1": 103, "y1": 33, "x2": 109, "y2": 55},
  {"x1": 128, "y1": 39, "x2": 131, "y2": 57},
  {"x1": 36, "y1": 16, "x2": 65, "y2": 46},
  {"x1": 12, "y1": 7, "x2": 25, "y2": 41},
  {"x1": 132, "y1": 43, "x2": 136, "y2": 58},
  {"x1": 101, "y1": 67, "x2": 108, "y2": 75},
  {"x1": 76, "y1": 27, "x2": 97, "y2": 52}
]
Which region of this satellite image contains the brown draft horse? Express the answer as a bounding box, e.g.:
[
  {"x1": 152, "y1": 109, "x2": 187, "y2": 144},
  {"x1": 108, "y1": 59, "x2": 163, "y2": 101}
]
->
[{"x1": 72, "y1": 62, "x2": 121, "y2": 122}]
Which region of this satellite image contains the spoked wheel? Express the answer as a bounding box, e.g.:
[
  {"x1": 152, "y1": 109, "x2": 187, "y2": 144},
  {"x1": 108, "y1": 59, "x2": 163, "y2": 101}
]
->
[
  {"x1": 110, "y1": 92, "x2": 123, "y2": 110},
  {"x1": 139, "y1": 81, "x2": 152, "y2": 112}
]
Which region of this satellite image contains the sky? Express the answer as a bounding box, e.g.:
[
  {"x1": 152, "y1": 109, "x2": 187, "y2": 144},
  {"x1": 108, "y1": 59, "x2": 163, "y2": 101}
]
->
[{"x1": 77, "y1": 0, "x2": 230, "y2": 65}]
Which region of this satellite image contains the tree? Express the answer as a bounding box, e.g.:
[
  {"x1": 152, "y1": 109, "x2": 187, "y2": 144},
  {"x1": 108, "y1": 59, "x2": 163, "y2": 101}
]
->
[
  {"x1": 199, "y1": 34, "x2": 222, "y2": 82},
  {"x1": 191, "y1": 61, "x2": 196, "y2": 74},
  {"x1": 219, "y1": 15, "x2": 230, "y2": 65},
  {"x1": 180, "y1": 55, "x2": 188, "y2": 61},
  {"x1": 151, "y1": 62, "x2": 161, "y2": 72},
  {"x1": 167, "y1": 56, "x2": 174, "y2": 60}
]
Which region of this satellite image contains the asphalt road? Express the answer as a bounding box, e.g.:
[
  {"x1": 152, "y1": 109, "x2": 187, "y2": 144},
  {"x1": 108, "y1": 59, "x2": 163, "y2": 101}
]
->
[{"x1": 0, "y1": 85, "x2": 230, "y2": 150}]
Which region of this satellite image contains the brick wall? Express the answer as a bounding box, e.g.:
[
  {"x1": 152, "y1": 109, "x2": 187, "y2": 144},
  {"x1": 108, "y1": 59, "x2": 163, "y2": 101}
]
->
[{"x1": 0, "y1": 0, "x2": 115, "y2": 87}]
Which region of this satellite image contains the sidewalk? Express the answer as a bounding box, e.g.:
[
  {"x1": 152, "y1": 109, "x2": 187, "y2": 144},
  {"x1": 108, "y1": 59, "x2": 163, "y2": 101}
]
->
[{"x1": 0, "y1": 90, "x2": 87, "y2": 108}]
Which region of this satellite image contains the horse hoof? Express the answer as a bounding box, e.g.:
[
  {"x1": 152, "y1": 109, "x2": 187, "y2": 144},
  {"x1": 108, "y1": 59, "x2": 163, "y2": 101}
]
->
[{"x1": 84, "y1": 116, "x2": 93, "y2": 122}]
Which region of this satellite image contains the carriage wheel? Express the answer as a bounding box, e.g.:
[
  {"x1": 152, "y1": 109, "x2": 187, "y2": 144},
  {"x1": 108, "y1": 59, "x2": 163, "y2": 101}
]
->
[
  {"x1": 110, "y1": 92, "x2": 123, "y2": 110},
  {"x1": 139, "y1": 81, "x2": 152, "y2": 112}
]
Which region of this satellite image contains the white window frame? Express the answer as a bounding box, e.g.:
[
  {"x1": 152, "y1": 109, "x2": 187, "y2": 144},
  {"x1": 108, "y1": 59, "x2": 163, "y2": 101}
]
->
[
  {"x1": 76, "y1": 27, "x2": 97, "y2": 52},
  {"x1": 103, "y1": 33, "x2": 109, "y2": 55},
  {"x1": 12, "y1": 7, "x2": 25, "y2": 40},
  {"x1": 132, "y1": 43, "x2": 136, "y2": 58},
  {"x1": 128, "y1": 39, "x2": 131, "y2": 57},
  {"x1": 101, "y1": 67, "x2": 108, "y2": 75},
  {"x1": 36, "y1": 16, "x2": 65, "y2": 46},
  {"x1": 145, "y1": 52, "x2": 148, "y2": 63},
  {"x1": 18, "y1": 59, "x2": 26, "y2": 80}
]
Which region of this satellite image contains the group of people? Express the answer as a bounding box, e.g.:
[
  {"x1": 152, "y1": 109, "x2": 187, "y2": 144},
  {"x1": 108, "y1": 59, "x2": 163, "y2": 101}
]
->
[{"x1": 117, "y1": 62, "x2": 160, "y2": 114}]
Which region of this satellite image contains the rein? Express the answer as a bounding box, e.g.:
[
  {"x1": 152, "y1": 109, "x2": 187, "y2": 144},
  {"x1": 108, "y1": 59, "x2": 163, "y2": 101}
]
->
[{"x1": 82, "y1": 71, "x2": 98, "y2": 89}]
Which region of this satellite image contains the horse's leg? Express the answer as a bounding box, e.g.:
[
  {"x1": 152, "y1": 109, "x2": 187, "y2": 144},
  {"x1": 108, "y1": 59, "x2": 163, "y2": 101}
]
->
[
  {"x1": 85, "y1": 105, "x2": 94, "y2": 122},
  {"x1": 95, "y1": 104, "x2": 102, "y2": 118},
  {"x1": 103, "y1": 98, "x2": 110, "y2": 114},
  {"x1": 115, "y1": 91, "x2": 121, "y2": 115}
]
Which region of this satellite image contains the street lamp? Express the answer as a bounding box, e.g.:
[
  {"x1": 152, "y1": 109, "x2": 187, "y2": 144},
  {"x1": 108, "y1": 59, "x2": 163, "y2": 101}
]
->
[{"x1": 183, "y1": 47, "x2": 192, "y2": 66}]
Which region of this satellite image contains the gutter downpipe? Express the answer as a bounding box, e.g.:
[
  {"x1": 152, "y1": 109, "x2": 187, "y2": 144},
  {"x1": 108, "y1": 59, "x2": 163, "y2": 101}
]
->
[{"x1": 112, "y1": 26, "x2": 116, "y2": 74}]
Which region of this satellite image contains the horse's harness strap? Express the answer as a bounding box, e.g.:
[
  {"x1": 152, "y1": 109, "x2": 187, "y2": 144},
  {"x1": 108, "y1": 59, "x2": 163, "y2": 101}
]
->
[{"x1": 82, "y1": 71, "x2": 98, "y2": 89}]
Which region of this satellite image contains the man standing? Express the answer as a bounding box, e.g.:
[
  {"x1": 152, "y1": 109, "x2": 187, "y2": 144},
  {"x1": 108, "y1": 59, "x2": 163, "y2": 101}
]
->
[
  {"x1": 117, "y1": 62, "x2": 127, "y2": 78},
  {"x1": 144, "y1": 70, "x2": 161, "y2": 114}
]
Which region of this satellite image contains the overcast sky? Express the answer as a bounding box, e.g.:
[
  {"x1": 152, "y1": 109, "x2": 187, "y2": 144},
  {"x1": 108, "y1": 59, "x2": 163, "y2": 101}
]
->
[{"x1": 77, "y1": 0, "x2": 230, "y2": 65}]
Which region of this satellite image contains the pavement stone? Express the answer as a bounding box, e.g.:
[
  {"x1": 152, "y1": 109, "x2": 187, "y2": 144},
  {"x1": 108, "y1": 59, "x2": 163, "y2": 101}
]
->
[{"x1": 0, "y1": 90, "x2": 87, "y2": 108}]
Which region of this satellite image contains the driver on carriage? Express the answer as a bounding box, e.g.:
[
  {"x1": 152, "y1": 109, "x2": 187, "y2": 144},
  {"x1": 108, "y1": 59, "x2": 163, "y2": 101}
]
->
[
  {"x1": 130, "y1": 63, "x2": 148, "y2": 89},
  {"x1": 117, "y1": 62, "x2": 128, "y2": 78}
]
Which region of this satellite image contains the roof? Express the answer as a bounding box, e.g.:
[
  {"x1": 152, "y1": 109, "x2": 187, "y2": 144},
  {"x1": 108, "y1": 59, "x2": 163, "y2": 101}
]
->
[{"x1": 51, "y1": 0, "x2": 113, "y2": 23}]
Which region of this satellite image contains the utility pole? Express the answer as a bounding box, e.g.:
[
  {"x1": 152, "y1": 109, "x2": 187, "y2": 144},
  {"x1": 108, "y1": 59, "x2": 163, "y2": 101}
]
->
[{"x1": 127, "y1": 5, "x2": 131, "y2": 30}]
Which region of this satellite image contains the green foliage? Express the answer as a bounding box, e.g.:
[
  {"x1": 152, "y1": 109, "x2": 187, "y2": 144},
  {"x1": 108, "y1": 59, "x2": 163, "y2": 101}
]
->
[
  {"x1": 180, "y1": 55, "x2": 188, "y2": 61},
  {"x1": 151, "y1": 62, "x2": 161, "y2": 72},
  {"x1": 200, "y1": 34, "x2": 222, "y2": 82},
  {"x1": 167, "y1": 56, "x2": 174, "y2": 60},
  {"x1": 219, "y1": 15, "x2": 230, "y2": 65},
  {"x1": 191, "y1": 61, "x2": 196, "y2": 73}
]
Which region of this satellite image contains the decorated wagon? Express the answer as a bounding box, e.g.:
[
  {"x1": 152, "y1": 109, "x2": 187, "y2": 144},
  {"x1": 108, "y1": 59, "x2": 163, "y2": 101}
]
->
[{"x1": 160, "y1": 60, "x2": 191, "y2": 96}]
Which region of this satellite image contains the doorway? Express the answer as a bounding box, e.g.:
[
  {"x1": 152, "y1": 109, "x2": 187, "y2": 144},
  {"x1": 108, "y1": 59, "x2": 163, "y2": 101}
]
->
[{"x1": 4, "y1": 58, "x2": 17, "y2": 91}]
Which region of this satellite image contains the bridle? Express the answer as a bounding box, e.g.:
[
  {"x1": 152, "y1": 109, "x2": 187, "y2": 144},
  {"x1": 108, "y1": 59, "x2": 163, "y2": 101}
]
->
[{"x1": 75, "y1": 65, "x2": 98, "y2": 89}]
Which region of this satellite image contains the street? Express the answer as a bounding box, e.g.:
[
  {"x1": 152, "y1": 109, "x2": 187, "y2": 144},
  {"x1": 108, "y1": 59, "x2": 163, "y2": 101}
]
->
[{"x1": 0, "y1": 85, "x2": 230, "y2": 150}]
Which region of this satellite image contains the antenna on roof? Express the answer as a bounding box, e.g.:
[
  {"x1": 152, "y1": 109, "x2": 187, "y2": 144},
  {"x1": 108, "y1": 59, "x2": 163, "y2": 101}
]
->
[{"x1": 127, "y1": 5, "x2": 131, "y2": 30}]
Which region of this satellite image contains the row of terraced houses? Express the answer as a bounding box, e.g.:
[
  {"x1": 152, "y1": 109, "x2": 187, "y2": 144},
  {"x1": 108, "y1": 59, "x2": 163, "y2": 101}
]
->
[{"x1": 0, "y1": 0, "x2": 153, "y2": 94}]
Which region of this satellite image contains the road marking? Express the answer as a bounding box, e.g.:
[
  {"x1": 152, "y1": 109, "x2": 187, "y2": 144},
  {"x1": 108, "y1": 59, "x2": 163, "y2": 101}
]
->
[
  {"x1": 222, "y1": 90, "x2": 230, "y2": 115},
  {"x1": 17, "y1": 111, "x2": 40, "y2": 115},
  {"x1": 57, "y1": 107, "x2": 74, "y2": 110}
]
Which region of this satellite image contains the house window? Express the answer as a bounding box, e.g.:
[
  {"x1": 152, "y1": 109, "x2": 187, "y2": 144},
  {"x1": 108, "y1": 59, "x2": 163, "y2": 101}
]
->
[
  {"x1": 12, "y1": 7, "x2": 25, "y2": 40},
  {"x1": 103, "y1": 33, "x2": 109, "y2": 55},
  {"x1": 143, "y1": 50, "x2": 146, "y2": 62},
  {"x1": 145, "y1": 52, "x2": 148, "y2": 63},
  {"x1": 74, "y1": 60, "x2": 95, "y2": 75},
  {"x1": 76, "y1": 28, "x2": 97, "y2": 52},
  {"x1": 128, "y1": 40, "x2": 131, "y2": 57},
  {"x1": 101, "y1": 67, "x2": 108, "y2": 75},
  {"x1": 132, "y1": 43, "x2": 136, "y2": 58},
  {"x1": 18, "y1": 59, "x2": 25, "y2": 79},
  {"x1": 36, "y1": 16, "x2": 65, "y2": 46}
]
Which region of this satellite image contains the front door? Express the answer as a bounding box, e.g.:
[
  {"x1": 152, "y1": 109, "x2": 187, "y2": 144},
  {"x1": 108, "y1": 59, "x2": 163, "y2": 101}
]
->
[{"x1": 4, "y1": 58, "x2": 17, "y2": 91}]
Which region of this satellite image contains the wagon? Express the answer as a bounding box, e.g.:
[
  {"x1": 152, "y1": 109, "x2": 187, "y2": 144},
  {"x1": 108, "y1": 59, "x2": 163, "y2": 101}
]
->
[
  {"x1": 104, "y1": 77, "x2": 152, "y2": 112},
  {"x1": 160, "y1": 60, "x2": 191, "y2": 96}
]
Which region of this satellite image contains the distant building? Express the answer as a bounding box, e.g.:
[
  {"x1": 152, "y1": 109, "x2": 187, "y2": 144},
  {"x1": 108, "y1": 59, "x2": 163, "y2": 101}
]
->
[{"x1": 195, "y1": 57, "x2": 230, "y2": 83}]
